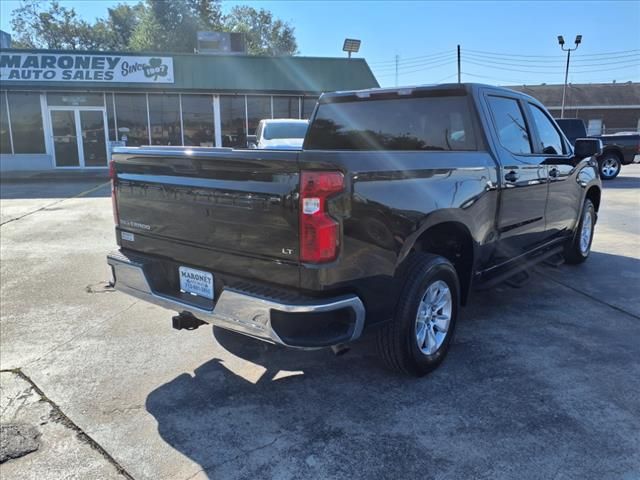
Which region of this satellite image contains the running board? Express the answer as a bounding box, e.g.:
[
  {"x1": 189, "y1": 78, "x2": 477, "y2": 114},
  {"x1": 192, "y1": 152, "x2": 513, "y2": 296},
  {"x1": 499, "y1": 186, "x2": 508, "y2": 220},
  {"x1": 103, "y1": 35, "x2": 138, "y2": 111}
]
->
[{"x1": 474, "y1": 246, "x2": 563, "y2": 290}]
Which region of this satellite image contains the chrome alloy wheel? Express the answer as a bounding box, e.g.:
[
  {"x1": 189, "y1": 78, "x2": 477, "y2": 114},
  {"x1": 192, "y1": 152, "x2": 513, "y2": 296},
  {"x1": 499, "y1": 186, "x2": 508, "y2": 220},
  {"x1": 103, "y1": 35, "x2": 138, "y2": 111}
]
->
[
  {"x1": 415, "y1": 280, "x2": 452, "y2": 355},
  {"x1": 580, "y1": 208, "x2": 593, "y2": 254},
  {"x1": 601, "y1": 157, "x2": 620, "y2": 178}
]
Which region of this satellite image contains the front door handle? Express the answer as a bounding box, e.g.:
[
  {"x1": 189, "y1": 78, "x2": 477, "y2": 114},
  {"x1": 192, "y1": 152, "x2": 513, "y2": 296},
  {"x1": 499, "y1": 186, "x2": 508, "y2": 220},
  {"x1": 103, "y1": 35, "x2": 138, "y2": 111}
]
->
[{"x1": 504, "y1": 171, "x2": 519, "y2": 182}]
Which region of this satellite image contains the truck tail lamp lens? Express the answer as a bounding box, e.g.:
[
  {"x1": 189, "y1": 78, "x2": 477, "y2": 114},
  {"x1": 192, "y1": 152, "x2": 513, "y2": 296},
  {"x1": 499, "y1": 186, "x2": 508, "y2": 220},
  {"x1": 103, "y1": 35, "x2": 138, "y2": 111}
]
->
[
  {"x1": 109, "y1": 160, "x2": 119, "y2": 225},
  {"x1": 299, "y1": 171, "x2": 344, "y2": 263}
]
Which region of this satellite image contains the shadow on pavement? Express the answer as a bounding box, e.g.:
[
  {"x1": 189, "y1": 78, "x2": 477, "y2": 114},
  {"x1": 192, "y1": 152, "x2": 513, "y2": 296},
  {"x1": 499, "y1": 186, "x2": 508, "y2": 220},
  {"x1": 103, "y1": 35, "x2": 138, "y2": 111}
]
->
[
  {"x1": 0, "y1": 180, "x2": 109, "y2": 199},
  {"x1": 539, "y1": 250, "x2": 640, "y2": 318},
  {"x1": 145, "y1": 265, "x2": 640, "y2": 479},
  {"x1": 601, "y1": 175, "x2": 640, "y2": 189}
]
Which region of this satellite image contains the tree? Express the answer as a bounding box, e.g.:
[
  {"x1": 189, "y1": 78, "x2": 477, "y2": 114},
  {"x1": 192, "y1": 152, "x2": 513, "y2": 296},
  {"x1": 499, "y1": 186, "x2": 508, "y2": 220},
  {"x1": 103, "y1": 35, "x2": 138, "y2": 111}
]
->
[
  {"x1": 128, "y1": 0, "x2": 204, "y2": 52},
  {"x1": 9, "y1": 0, "x2": 298, "y2": 55},
  {"x1": 10, "y1": 0, "x2": 96, "y2": 50},
  {"x1": 93, "y1": 4, "x2": 145, "y2": 51},
  {"x1": 224, "y1": 6, "x2": 297, "y2": 56}
]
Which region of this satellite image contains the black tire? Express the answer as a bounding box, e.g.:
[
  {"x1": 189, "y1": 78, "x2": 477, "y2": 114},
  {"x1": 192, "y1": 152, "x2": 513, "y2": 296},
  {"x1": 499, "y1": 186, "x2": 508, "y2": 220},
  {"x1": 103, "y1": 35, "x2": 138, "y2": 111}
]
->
[
  {"x1": 564, "y1": 199, "x2": 595, "y2": 265},
  {"x1": 598, "y1": 153, "x2": 621, "y2": 180},
  {"x1": 376, "y1": 253, "x2": 460, "y2": 376}
]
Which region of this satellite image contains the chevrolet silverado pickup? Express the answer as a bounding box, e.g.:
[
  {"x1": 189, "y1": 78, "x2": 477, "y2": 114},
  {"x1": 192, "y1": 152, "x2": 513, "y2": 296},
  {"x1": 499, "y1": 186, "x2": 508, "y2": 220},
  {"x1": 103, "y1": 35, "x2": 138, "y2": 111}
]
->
[
  {"x1": 556, "y1": 118, "x2": 640, "y2": 180},
  {"x1": 107, "y1": 84, "x2": 602, "y2": 376}
]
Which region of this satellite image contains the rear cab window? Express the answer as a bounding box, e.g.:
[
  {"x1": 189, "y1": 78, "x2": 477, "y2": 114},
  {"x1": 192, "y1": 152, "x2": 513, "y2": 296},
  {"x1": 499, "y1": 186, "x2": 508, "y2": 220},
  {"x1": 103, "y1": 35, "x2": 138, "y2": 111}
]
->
[{"x1": 305, "y1": 93, "x2": 478, "y2": 151}]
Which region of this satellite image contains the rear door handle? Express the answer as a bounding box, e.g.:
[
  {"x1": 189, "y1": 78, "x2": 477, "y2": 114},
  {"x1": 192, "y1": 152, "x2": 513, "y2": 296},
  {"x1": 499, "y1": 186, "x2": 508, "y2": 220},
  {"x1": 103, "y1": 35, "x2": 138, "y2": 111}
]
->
[{"x1": 504, "y1": 171, "x2": 519, "y2": 182}]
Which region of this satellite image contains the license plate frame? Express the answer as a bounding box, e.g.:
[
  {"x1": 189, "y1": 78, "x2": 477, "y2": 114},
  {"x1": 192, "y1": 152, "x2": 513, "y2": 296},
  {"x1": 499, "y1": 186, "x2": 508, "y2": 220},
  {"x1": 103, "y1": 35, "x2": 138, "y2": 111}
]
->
[{"x1": 179, "y1": 266, "x2": 214, "y2": 300}]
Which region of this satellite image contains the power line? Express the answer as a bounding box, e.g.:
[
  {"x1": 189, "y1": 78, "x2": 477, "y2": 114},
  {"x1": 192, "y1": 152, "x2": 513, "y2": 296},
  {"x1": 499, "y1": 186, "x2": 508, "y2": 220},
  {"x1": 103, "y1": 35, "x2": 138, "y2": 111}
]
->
[
  {"x1": 375, "y1": 59, "x2": 457, "y2": 77},
  {"x1": 370, "y1": 52, "x2": 452, "y2": 71},
  {"x1": 368, "y1": 50, "x2": 451, "y2": 66},
  {"x1": 462, "y1": 70, "x2": 639, "y2": 85},
  {"x1": 464, "y1": 51, "x2": 640, "y2": 65},
  {"x1": 462, "y1": 54, "x2": 640, "y2": 69},
  {"x1": 464, "y1": 48, "x2": 640, "y2": 58},
  {"x1": 463, "y1": 58, "x2": 640, "y2": 74}
]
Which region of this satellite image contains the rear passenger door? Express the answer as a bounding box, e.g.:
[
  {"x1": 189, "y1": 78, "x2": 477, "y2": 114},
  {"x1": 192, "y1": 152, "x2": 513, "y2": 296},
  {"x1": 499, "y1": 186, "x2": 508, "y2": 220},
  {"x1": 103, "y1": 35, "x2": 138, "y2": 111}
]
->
[
  {"x1": 525, "y1": 102, "x2": 580, "y2": 240},
  {"x1": 483, "y1": 92, "x2": 549, "y2": 260}
]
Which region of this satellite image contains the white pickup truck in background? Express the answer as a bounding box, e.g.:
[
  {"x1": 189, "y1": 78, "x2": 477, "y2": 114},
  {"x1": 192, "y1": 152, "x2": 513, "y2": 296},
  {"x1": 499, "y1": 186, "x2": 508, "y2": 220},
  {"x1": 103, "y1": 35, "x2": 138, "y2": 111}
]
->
[{"x1": 248, "y1": 119, "x2": 309, "y2": 150}]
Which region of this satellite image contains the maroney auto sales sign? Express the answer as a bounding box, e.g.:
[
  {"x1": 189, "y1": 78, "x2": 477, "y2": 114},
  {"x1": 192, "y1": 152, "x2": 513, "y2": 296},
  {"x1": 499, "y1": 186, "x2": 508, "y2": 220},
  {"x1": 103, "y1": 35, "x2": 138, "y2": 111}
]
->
[{"x1": 0, "y1": 53, "x2": 174, "y2": 83}]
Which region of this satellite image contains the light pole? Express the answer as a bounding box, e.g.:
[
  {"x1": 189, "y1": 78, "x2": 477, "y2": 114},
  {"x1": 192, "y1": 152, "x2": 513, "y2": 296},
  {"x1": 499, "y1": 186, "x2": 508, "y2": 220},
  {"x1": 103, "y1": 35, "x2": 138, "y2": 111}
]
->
[{"x1": 558, "y1": 34, "x2": 582, "y2": 119}]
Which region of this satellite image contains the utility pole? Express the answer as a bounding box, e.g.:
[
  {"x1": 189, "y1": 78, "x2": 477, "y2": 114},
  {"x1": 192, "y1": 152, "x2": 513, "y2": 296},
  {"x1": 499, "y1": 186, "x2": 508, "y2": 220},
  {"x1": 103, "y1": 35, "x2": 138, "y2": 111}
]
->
[
  {"x1": 395, "y1": 54, "x2": 399, "y2": 87},
  {"x1": 558, "y1": 35, "x2": 582, "y2": 118},
  {"x1": 457, "y1": 45, "x2": 461, "y2": 83}
]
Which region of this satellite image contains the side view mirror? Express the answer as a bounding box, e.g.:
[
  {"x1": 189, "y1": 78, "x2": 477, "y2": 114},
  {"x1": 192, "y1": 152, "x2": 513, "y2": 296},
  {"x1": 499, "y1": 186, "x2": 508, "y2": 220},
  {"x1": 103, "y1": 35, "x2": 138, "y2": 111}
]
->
[
  {"x1": 574, "y1": 138, "x2": 602, "y2": 158},
  {"x1": 247, "y1": 142, "x2": 258, "y2": 149}
]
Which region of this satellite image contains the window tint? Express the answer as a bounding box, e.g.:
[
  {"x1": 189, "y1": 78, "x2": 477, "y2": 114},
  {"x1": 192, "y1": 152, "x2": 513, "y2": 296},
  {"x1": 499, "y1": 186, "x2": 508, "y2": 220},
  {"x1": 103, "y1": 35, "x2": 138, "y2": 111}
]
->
[
  {"x1": 182, "y1": 94, "x2": 215, "y2": 147},
  {"x1": 263, "y1": 122, "x2": 308, "y2": 140},
  {"x1": 1, "y1": 92, "x2": 11, "y2": 154},
  {"x1": 114, "y1": 93, "x2": 148, "y2": 146},
  {"x1": 529, "y1": 104, "x2": 564, "y2": 155},
  {"x1": 305, "y1": 95, "x2": 477, "y2": 151},
  {"x1": 148, "y1": 94, "x2": 181, "y2": 145},
  {"x1": 487, "y1": 96, "x2": 532, "y2": 154},
  {"x1": 47, "y1": 92, "x2": 104, "y2": 107},
  {"x1": 105, "y1": 93, "x2": 117, "y2": 142},
  {"x1": 6, "y1": 92, "x2": 46, "y2": 154},
  {"x1": 273, "y1": 96, "x2": 300, "y2": 119},
  {"x1": 302, "y1": 97, "x2": 318, "y2": 119},
  {"x1": 220, "y1": 95, "x2": 246, "y2": 148},
  {"x1": 246, "y1": 96, "x2": 271, "y2": 136}
]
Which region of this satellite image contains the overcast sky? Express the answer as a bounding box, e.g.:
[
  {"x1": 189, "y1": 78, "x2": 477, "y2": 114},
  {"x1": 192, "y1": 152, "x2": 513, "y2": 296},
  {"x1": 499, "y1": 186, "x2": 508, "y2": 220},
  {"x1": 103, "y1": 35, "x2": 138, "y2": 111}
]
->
[{"x1": 1, "y1": 0, "x2": 639, "y2": 87}]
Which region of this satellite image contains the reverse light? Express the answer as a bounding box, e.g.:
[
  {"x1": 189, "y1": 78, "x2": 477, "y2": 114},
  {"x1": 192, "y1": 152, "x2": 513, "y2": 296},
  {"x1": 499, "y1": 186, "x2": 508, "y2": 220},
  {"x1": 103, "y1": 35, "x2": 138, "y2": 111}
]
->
[
  {"x1": 109, "y1": 160, "x2": 119, "y2": 225},
  {"x1": 299, "y1": 171, "x2": 344, "y2": 263}
]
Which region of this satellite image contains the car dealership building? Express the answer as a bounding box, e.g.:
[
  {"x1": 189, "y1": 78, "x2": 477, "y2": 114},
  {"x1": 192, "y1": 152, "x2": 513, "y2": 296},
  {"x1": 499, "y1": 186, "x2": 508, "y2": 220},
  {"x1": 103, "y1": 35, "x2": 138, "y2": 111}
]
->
[{"x1": 0, "y1": 48, "x2": 378, "y2": 172}]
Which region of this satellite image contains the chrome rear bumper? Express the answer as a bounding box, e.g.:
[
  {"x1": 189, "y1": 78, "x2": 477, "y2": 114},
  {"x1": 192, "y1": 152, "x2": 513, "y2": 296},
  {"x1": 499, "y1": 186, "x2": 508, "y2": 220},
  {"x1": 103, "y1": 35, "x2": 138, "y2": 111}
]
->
[{"x1": 107, "y1": 251, "x2": 365, "y2": 348}]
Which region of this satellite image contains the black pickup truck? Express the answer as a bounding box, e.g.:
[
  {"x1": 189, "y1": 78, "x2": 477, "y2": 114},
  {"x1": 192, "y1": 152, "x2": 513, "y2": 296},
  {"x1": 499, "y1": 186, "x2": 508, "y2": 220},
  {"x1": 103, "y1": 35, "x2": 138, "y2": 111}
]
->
[
  {"x1": 107, "y1": 84, "x2": 602, "y2": 376},
  {"x1": 556, "y1": 118, "x2": 640, "y2": 180}
]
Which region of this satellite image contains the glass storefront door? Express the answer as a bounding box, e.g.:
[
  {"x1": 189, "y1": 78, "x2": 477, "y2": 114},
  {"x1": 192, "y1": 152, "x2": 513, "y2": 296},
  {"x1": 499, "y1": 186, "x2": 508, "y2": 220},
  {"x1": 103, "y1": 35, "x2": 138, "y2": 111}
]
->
[
  {"x1": 50, "y1": 108, "x2": 108, "y2": 167},
  {"x1": 51, "y1": 110, "x2": 80, "y2": 167}
]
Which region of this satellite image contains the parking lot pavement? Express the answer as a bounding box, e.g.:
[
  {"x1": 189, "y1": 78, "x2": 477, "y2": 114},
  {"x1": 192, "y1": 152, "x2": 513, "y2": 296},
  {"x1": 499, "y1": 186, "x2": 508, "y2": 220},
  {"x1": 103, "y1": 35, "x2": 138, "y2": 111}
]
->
[{"x1": 1, "y1": 167, "x2": 639, "y2": 479}]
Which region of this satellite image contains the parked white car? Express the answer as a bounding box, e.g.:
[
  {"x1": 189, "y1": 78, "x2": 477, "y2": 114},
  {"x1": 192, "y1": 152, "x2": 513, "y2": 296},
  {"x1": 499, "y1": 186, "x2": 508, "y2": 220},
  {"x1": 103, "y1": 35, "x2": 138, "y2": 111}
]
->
[{"x1": 249, "y1": 119, "x2": 309, "y2": 150}]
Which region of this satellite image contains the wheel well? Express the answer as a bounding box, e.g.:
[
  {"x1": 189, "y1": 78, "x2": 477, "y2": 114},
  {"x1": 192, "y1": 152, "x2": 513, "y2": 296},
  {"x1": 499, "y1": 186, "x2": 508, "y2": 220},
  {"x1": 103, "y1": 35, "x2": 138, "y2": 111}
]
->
[
  {"x1": 412, "y1": 222, "x2": 474, "y2": 305},
  {"x1": 600, "y1": 148, "x2": 623, "y2": 162},
  {"x1": 586, "y1": 186, "x2": 601, "y2": 212}
]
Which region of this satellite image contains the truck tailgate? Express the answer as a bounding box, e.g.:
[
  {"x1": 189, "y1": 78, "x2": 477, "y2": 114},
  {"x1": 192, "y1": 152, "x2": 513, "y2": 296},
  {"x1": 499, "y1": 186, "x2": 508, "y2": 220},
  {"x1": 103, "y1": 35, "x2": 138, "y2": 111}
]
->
[{"x1": 112, "y1": 147, "x2": 300, "y2": 287}]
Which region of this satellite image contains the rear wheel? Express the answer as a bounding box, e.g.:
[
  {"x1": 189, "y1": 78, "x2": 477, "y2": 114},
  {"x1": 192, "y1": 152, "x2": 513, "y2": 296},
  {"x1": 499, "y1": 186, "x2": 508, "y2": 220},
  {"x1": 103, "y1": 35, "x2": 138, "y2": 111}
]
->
[
  {"x1": 564, "y1": 199, "x2": 595, "y2": 264},
  {"x1": 376, "y1": 253, "x2": 459, "y2": 376},
  {"x1": 598, "y1": 153, "x2": 621, "y2": 180}
]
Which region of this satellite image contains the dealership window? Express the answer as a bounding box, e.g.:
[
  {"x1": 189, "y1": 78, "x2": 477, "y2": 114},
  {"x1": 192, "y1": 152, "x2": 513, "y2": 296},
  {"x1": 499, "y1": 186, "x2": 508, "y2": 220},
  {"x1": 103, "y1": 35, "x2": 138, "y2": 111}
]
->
[
  {"x1": 301, "y1": 97, "x2": 318, "y2": 119},
  {"x1": 105, "y1": 93, "x2": 117, "y2": 142},
  {"x1": 1, "y1": 92, "x2": 11, "y2": 154},
  {"x1": 6, "y1": 92, "x2": 46, "y2": 154},
  {"x1": 220, "y1": 95, "x2": 246, "y2": 148},
  {"x1": 181, "y1": 94, "x2": 215, "y2": 147},
  {"x1": 114, "y1": 93, "x2": 148, "y2": 146},
  {"x1": 273, "y1": 96, "x2": 300, "y2": 119},
  {"x1": 46, "y1": 92, "x2": 104, "y2": 107},
  {"x1": 148, "y1": 94, "x2": 181, "y2": 145},
  {"x1": 246, "y1": 95, "x2": 272, "y2": 135}
]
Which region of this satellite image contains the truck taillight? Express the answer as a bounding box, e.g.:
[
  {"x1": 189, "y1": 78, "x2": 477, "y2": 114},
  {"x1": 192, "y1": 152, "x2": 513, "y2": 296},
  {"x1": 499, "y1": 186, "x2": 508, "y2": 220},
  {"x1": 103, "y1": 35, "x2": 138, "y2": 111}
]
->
[
  {"x1": 109, "y1": 160, "x2": 119, "y2": 225},
  {"x1": 299, "y1": 171, "x2": 344, "y2": 263}
]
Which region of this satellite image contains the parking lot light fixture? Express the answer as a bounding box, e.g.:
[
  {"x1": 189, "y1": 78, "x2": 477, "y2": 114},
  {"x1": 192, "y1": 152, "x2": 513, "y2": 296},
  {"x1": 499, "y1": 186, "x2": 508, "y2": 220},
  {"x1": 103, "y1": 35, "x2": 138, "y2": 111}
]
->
[
  {"x1": 343, "y1": 38, "x2": 361, "y2": 59},
  {"x1": 558, "y1": 34, "x2": 582, "y2": 119}
]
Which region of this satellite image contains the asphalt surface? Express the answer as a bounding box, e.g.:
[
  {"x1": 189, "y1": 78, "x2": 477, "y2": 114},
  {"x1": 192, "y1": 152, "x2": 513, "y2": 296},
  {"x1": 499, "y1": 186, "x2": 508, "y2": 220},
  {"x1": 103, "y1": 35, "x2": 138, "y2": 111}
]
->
[{"x1": 1, "y1": 166, "x2": 639, "y2": 479}]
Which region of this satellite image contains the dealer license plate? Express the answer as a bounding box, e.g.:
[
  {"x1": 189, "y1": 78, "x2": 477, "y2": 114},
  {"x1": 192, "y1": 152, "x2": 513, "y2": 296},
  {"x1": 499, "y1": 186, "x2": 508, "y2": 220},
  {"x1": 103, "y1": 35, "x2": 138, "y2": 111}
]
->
[{"x1": 179, "y1": 266, "x2": 214, "y2": 300}]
